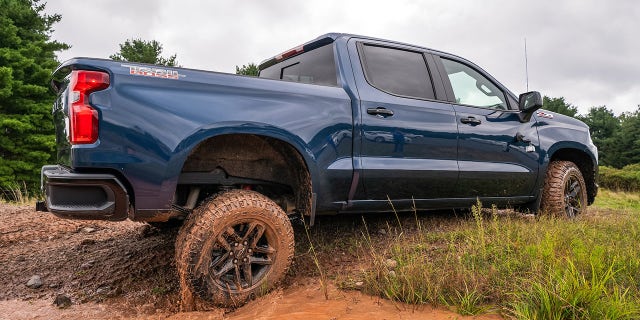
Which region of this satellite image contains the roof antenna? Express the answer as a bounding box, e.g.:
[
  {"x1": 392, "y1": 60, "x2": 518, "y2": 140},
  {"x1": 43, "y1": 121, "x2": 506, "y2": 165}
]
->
[{"x1": 524, "y1": 38, "x2": 529, "y2": 92}]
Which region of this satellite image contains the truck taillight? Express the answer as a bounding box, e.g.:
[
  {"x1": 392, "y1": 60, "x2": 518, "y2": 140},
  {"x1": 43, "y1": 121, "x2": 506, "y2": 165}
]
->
[{"x1": 68, "y1": 70, "x2": 109, "y2": 144}]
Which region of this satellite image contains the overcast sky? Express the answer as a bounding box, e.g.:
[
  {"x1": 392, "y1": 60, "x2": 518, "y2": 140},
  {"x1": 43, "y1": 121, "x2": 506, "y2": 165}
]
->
[{"x1": 45, "y1": 0, "x2": 639, "y2": 114}]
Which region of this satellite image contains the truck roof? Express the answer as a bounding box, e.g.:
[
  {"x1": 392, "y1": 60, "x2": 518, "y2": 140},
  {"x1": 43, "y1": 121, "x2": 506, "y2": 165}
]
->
[{"x1": 258, "y1": 33, "x2": 450, "y2": 71}]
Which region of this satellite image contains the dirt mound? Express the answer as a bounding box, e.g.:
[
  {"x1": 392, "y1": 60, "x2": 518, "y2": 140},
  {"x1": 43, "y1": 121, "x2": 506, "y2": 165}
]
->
[{"x1": 0, "y1": 203, "x2": 177, "y2": 309}]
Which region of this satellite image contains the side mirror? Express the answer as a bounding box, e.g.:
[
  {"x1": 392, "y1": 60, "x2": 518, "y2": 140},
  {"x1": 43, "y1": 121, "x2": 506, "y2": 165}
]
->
[{"x1": 518, "y1": 91, "x2": 543, "y2": 122}]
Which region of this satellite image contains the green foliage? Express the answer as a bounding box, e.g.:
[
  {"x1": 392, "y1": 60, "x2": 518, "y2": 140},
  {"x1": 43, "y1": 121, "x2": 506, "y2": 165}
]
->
[
  {"x1": 0, "y1": 0, "x2": 69, "y2": 196},
  {"x1": 543, "y1": 96, "x2": 579, "y2": 117},
  {"x1": 580, "y1": 106, "x2": 620, "y2": 142},
  {"x1": 543, "y1": 97, "x2": 640, "y2": 169},
  {"x1": 110, "y1": 38, "x2": 178, "y2": 66},
  {"x1": 235, "y1": 63, "x2": 259, "y2": 76},
  {"x1": 611, "y1": 108, "x2": 640, "y2": 167},
  {"x1": 599, "y1": 164, "x2": 640, "y2": 192},
  {"x1": 579, "y1": 106, "x2": 621, "y2": 167}
]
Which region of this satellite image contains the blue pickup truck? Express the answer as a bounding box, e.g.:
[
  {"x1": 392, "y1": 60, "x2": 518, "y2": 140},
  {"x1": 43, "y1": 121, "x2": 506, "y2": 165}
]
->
[{"x1": 39, "y1": 33, "x2": 597, "y2": 307}]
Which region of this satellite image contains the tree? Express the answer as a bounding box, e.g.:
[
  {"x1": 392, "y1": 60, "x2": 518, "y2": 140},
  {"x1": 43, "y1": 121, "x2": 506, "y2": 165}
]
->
[
  {"x1": 579, "y1": 106, "x2": 619, "y2": 142},
  {"x1": 110, "y1": 38, "x2": 178, "y2": 66},
  {"x1": 543, "y1": 96, "x2": 579, "y2": 117},
  {"x1": 0, "y1": 0, "x2": 69, "y2": 195},
  {"x1": 608, "y1": 107, "x2": 640, "y2": 168},
  {"x1": 578, "y1": 106, "x2": 620, "y2": 167},
  {"x1": 235, "y1": 63, "x2": 259, "y2": 76}
]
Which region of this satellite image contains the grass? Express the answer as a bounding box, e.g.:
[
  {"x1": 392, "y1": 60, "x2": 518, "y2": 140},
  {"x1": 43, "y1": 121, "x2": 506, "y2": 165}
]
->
[
  {"x1": 300, "y1": 189, "x2": 640, "y2": 318},
  {"x1": 299, "y1": 212, "x2": 329, "y2": 300},
  {"x1": 592, "y1": 188, "x2": 640, "y2": 211},
  {"x1": 0, "y1": 181, "x2": 40, "y2": 204}
]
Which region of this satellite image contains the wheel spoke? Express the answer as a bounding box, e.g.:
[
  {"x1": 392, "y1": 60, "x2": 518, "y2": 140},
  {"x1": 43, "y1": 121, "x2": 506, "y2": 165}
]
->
[
  {"x1": 242, "y1": 263, "x2": 253, "y2": 286},
  {"x1": 226, "y1": 227, "x2": 242, "y2": 242},
  {"x1": 241, "y1": 222, "x2": 259, "y2": 242},
  {"x1": 567, "y1": 180, "x2": 580, "y2": 197},
  {"x1": 572, "y1": 184, "x2": 582, "y2": 197},
  {"x1": 216, "y1": 234, "x2": 232, "y2": 251},
  {"x1": 570, "y1": 205, "x2": 580, "y2": 217},
  {"x1": 250, "y1": 256, "x2": 273, "y2": 265},
  {"x1": 249, "y1": 223, "x2": 266, "y2": 248},
  {"x1": 234, "y1": 265, "x2": 243, "y2": 289},
  {"x1": 252, "y1": 245, "x2": 276, "y2": 255},
  {"x1": 213, "y1": 259, "x2": 234, "y2": 278},
  {"x1": 210, "y1": 252, "x2": 230, "y2": 269}
]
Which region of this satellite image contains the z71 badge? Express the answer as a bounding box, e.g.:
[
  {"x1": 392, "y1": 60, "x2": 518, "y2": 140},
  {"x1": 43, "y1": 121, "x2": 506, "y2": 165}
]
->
[
  {"x1": 123, "y1": 64, "x2": 181, "y2": 80},
  {"x1": 536, "y1": 111, "x2": 554, "y2": 119}
]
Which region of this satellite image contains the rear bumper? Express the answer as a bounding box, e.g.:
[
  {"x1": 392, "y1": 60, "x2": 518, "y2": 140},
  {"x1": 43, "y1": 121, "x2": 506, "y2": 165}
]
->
[{"x1": 38, "y1": 165, "x2": 129, "y2": 221}]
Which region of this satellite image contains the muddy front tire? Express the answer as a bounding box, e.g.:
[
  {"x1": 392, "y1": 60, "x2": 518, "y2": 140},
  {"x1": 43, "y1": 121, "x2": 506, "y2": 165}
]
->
[
  {"x1": 541, "y1": 160, "x2": 588, "y2": 217},
  {"x1": 175, "y1": 189, "x2": 294, "y2": 309}
]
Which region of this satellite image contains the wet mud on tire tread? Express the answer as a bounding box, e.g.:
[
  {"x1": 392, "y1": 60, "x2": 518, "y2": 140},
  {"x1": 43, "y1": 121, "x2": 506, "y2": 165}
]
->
[{"x1": 175, "y1": 189, "x2": 294, "y2": 310}]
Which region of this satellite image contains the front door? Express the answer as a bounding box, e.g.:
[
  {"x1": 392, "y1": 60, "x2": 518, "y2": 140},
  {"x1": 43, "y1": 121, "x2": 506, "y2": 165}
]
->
[{"x1": 438, "y1": 57, "x2": 541, "y2": 199}]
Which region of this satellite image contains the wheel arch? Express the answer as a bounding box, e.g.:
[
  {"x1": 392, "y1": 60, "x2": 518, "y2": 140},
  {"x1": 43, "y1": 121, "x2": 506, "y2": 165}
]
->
[{"x1": 170, "y1": 123, "x2": 316, "y2": 216}]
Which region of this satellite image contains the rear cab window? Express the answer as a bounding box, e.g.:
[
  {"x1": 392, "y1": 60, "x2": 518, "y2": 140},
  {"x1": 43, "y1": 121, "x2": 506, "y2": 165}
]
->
[
  {"x1": 259, "y1": 43, "x2": 338, "y2": 87},
  {"x1": 358, "y1": 44, "x2": 436, "y2": 100}
]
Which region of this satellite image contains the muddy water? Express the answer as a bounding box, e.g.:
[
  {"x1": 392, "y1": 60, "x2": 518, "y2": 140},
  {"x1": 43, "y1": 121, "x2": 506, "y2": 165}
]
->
[{"x1": 224, "y1": 281, "x2": 502, "y2": 320}]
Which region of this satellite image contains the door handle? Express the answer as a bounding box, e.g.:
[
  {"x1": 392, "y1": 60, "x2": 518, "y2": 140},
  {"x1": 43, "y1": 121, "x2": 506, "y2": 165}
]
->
[
  {"x1": 367, "y1": 107, "x2": 394, "y2": 117},
  {"x1": 460, "y1": 116, "x2": 481, "y2": 125}
]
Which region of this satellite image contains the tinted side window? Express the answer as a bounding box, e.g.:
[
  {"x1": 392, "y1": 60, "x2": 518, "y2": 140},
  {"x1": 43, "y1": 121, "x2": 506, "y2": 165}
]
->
[
  {"x1": 360, "y1": 44, "x2": 435, "y2": 100},
  {"x1": 259, "y1": 44, "x2": 337, "y2": 86},
  {"x1": 441, "y1": 58, "x2": 507, "y2": 109}
]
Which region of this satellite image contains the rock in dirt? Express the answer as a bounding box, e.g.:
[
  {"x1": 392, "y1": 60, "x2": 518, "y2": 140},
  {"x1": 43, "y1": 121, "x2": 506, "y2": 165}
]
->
[
  {"x1": 80, "y1": 239, "x2": 96, "y2": 246},
  {"x1": 80, "y1": 260, "x2": 95, "y2": 269},
  {"x1": 53, "y1": 294, "x2": 72, "y2": 309},
  {"x1": 96, "y1": 286, "x2": 110, "y2": 295},
  {"x1": 26, "y1": 275, "x2": 43, "y2": 289},
  {"x1": 81, "y1": 227, "x2": 96, "y2": 233},
  {"x1": 384, "y1": 258, "x2": 398, "y2": 269}
]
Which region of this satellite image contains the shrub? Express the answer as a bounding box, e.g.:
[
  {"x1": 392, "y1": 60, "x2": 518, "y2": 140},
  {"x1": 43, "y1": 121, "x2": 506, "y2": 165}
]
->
[{"x1": 599, "y1": 164, "x2": 640, "y2": 191}]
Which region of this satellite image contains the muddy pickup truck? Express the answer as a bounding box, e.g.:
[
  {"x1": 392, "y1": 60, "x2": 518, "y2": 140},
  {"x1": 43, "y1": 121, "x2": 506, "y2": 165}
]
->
[{"x1": 38, "y1": 33, "x2": 598, "y2": 307}]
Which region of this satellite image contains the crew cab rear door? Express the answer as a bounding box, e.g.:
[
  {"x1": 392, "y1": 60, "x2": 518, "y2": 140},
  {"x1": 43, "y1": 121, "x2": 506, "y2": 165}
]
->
[
  {"x1": 434, "y1": 55, "x2": 541, "y2": 199},
  {"x1": 347, "y1": 39, "x2": 459, "y2": 209}
]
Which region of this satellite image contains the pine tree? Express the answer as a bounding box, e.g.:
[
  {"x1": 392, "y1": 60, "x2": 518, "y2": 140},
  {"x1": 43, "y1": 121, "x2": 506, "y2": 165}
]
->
[
  {"x1": 611, "y1": 108, "x2": 640, "y2": 168},
  {"x1": 0, "y1": 0, "x2": 69, "y2": 195},
  {"x1": 578, "y1": 106, "x2": 620, "y2": 167}
]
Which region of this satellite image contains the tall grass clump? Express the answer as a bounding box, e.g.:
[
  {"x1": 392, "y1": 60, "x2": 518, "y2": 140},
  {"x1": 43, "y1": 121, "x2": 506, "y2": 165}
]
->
[
  {"x1": 299, "y1": 212, "x2": 329, "y2": 300},
  {"x1": 508, "y1": 260, "x2": 639, "y2": 319},
  {"x1": 0, "y1": 181, "x2": 36, "y2": 204},
  {"x1": 359, "y1": 191, "x2": 640, "y2": 318}
]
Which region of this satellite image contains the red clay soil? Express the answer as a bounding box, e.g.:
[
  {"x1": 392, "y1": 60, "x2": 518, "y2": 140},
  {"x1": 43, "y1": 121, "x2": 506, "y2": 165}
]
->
[{"x1": 0, "y1": 202, "x2": 502, "y2": 319}]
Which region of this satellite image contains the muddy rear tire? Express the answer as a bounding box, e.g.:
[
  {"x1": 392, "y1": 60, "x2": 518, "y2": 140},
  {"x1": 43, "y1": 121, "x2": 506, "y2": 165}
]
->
[
  {"x1": 175, "y1": 189, "x2": 294, "y2": 309},
  {"x1": 541, "y1": 160, "x2": 587, "y2": 217}
]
